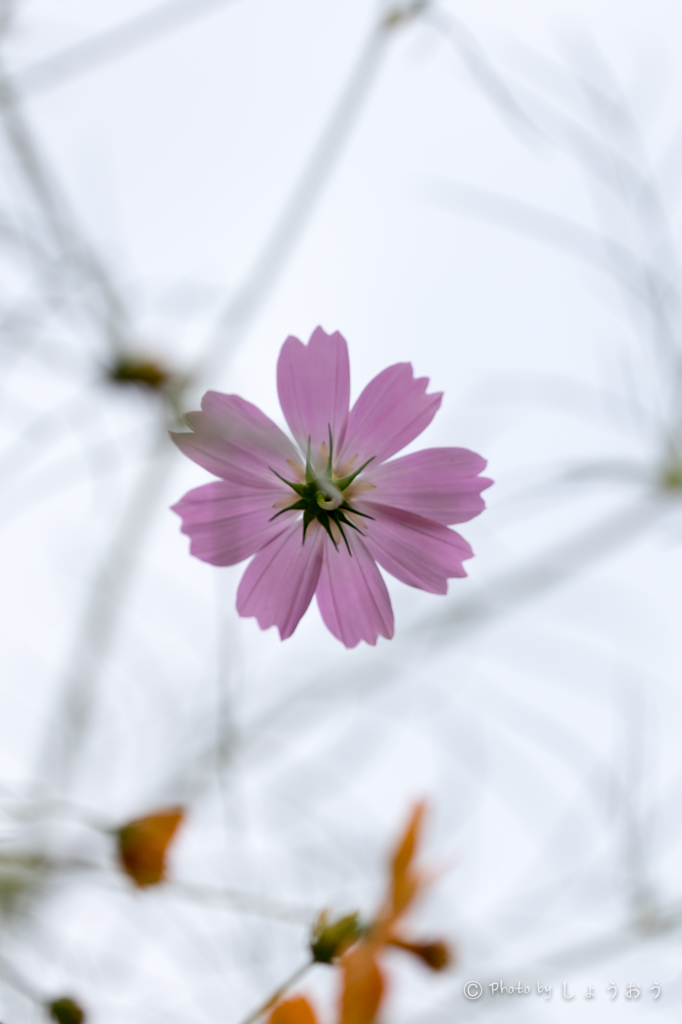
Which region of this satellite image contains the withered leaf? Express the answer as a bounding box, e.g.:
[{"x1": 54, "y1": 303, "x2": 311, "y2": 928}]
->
[{"x1": 117, "y1": 806, "x2": 184, "y2": 887}]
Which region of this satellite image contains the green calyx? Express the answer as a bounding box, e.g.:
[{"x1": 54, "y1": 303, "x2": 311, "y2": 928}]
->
[
  {"x1": 310, "y1": 910, "x2": 365, "y2": 963},
  {"x1": 270, "y1": 427, "x2": 374, "y2": 555}
]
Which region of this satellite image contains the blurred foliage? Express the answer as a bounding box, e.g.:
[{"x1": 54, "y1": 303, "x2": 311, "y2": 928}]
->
[
  {"x1": 48, "y1": 998, "x2": 85, "y2": 1024},
  {"x1": 116, "y1": 807, "x2": 184, "y2": 887}
]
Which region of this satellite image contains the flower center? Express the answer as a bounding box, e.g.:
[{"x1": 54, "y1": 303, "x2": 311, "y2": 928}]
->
[{"x1": 270, "y1": 428, "x2": 374, "y2": 554}]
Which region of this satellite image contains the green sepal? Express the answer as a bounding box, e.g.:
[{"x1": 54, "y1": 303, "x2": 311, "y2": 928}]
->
[
  {"x1": 335, "y1": 509, "x2": 363, "y2": 537},
  {"x1": 269, "y1": 467, "x2": 307, "y2": 497},
  {"x1": 302, "y1": 507, "x2": 318, "y2": 543},
  {"x1": 340, "y1": 501, "x2": 374, "y2": 521},
  {"x1": 333, "y1": 457, "x2": 375, "y2": 492},
  {"x1": 326, "y1": 424, "x2": 334, "y2": 477},
  {"x1": 305, "y1": 437, "x2": 316, "y2": 485},
  {"x1": 269, "y1": 499, "x2": 307, "y2": 522},
  {"x1": 310, "y1": 910, "x2": 364, "y2": 964},
  {"x1": 318, "y1": 512, "x2": 340, "y2": 550}
]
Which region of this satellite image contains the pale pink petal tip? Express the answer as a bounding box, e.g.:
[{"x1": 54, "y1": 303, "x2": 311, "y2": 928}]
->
[
  {"x1": 316, "y1": 534, "x2": 394, "y2": 648},
  {"x1": 277, "y1": 326, "x2": 350, "y2": 453},
  {"x1": 367, "y1": 448, "x2": 493, "y2": 524},
  {"x1": 341, "y1": 363, "x2": 442, "y2": 466},
  {"x1": 171, "y1": 481, "x2": 292, "y2": 567},
  {"x1": 171, "y1": 393, "x2": 300, "y2": 487},
  {"x1": 359, "y1": 503, "x2": 472, "y2": 594},
  {"x1": 237, "y1": 521, "x2": 325, "y2": 639}
]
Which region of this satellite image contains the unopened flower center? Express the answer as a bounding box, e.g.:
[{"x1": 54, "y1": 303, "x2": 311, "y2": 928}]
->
[{"x1": 270, "y1": 429, "x2": 374, "y2": 554}]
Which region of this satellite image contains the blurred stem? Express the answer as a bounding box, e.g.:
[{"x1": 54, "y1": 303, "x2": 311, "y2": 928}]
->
[
  {"x1": 0, "y1": 60, "x2": 131, "y2": 354},
  {"x1": 169, "y1": 881, "x2": 314, "y2": 924},
  {"x1": 13, "y1": 0, "x2": 240, "y2": 97},
  {"x1": 414, "y1": 497, "x2": 671, "y2": 642},
  {"x1": 32, "y1": 424, "x2": 175, "y2": 791},
  {"x1": 237, "y1": 962, "x2": 313, "y2": 1024},
  {"x1": 0, "y1": 954, "x2": 41, "y2": 1006},
  {"x1": 29, "y1": 5, "x2": 416, "y2": 793},
  {"x1": 425, "y1": 5, "x2": 543, "y2": 144},
  {"x1": 194, "y1": 9, "x2": 402, "y2": 384}
]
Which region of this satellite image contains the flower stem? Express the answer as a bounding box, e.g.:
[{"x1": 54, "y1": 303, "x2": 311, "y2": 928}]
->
[{"x1": 236, "y1": 961, "x2": 313, "y2": 1024}]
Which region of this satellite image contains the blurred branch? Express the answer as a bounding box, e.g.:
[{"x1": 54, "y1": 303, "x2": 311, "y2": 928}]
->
[
  {"x1": 33, "y1": 423, "x2": 174, "y2": 789},
  {"x1": 428, "y1": 177, "x2": 652, "y2": 295},
  {"x1": 413, "y1": 497, "x2": 670, "y2": 643},
  {"x1": 425, "y1": 5, "x2": 544, "y2": 145},
  {"x1": 0, "y1": 954, "x2": 41, "y2": 1007},
  {"x1": 11, "y1": 0, "x2": 241, "y2": 97},
  {"x1": 32, "y1": 6, "x2": 420, "y2": 793},
  {"x1": 0, "y1": 64, "x2": 132, "y2": 355},
  {"x1": 237, "y1": 961, "x2": 312, "y2": 1024},
  {"x1": 170, "y1": 882, "x2": 315, "y2": 924},
  {"x1": 195, "y1": 9, "x2": 408, "y2": 381},
  {"x1": 432, "y1": 35, "x2": 682, "y2": 481}
]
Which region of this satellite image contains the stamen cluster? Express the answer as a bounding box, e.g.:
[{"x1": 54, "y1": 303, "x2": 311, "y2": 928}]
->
[{"x1": 271, "y1": 428, "x2": 374, "y2": 555}]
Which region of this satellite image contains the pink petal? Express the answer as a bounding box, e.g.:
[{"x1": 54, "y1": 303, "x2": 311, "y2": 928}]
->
[
  {"x1": 358, "y1": 503, "x2": 473, "y2": 594},
  {"x1": 171, "y1": 393, "x2": 301, "y2": 487},
  {"x1": 277, "y1": 327, "x2": 350, "y2": 453},
  {"x1": 171, "y1": 481, "x2": 294, "y2": 566},
  {"x1": 340, "y1": 364, "x2": 442, "y2": 467},
  {"x1": 365, "y1": 448, "x2": 493, "y2": 524},
  {"x1": 237, "y1": 519, "x2": 324, "y2": 639},
  {"x1": 316, "y1": 533, "x2": 394, "y2": 648}
]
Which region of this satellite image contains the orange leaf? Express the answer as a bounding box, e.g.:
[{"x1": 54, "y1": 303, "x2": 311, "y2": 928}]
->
[
  {"x1": 117, "y1": 806, "x2": 184, "y2": 887},
  {"x1": 388, "y1": 801, "x2": 426, "y2": 919},
  {"x1": 339, "y1": 944, "x2": 384, "y2": 1024},
  {"x1": 269, "y1": 997, "x2": 318, "y2": 1024}
]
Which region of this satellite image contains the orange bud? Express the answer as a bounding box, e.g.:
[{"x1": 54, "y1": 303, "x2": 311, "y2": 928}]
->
[
  {"x1": 269, "y1": 997, "x2": 318, "y2": 1024},
  {"x1": 117, "y1": 807, "x2": 184, "y2": 887}
]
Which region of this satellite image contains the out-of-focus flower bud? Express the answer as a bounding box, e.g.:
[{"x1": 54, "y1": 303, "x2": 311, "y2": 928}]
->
[
  {"x1": 108, "y1": 357, "x2": 170, "y2": 390},
  {"x1": 387, "y1": 937, "x2": 452, "y2": 971},
  {"x1": 310, "y1": 910, "x2": 364, "y2": 964},
  {"x1": 48, "y1": 997, "x2": 85, "y2": 1024},
  {"x1": 116, "y1": 806, "x2": 184, "y2": 887}
]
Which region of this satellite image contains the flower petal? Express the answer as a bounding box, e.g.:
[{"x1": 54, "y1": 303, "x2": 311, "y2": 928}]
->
[
  {"x1": 237, "y1": 520, "x2": 324, "y2": 639},
  {"x1": 366, "y1": 448, "x2": 493, "y2": 524},
  {"x1": 172, "y1": 481, "x2": 295, "y2": 566},
  {"x1": 359, "y1": 503, "x2": 472, "y2": 594},
  {"x1": 171, "y1": 392, "x2": 301, "y2": 487},
  {"x1": 316, "y1": 533, "x2": 393, "y2": 648},
  {"x1": 340, "y1": 363, "x2": 442, "y2": 468},
  {"x1": 277, "y1": 327, "x2": 350, "y2": 454}
]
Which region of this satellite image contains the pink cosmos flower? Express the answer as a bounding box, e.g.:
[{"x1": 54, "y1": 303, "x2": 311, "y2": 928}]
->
[{"x1": 171, "y1": 328, "x2": 492, "y2": 647}]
